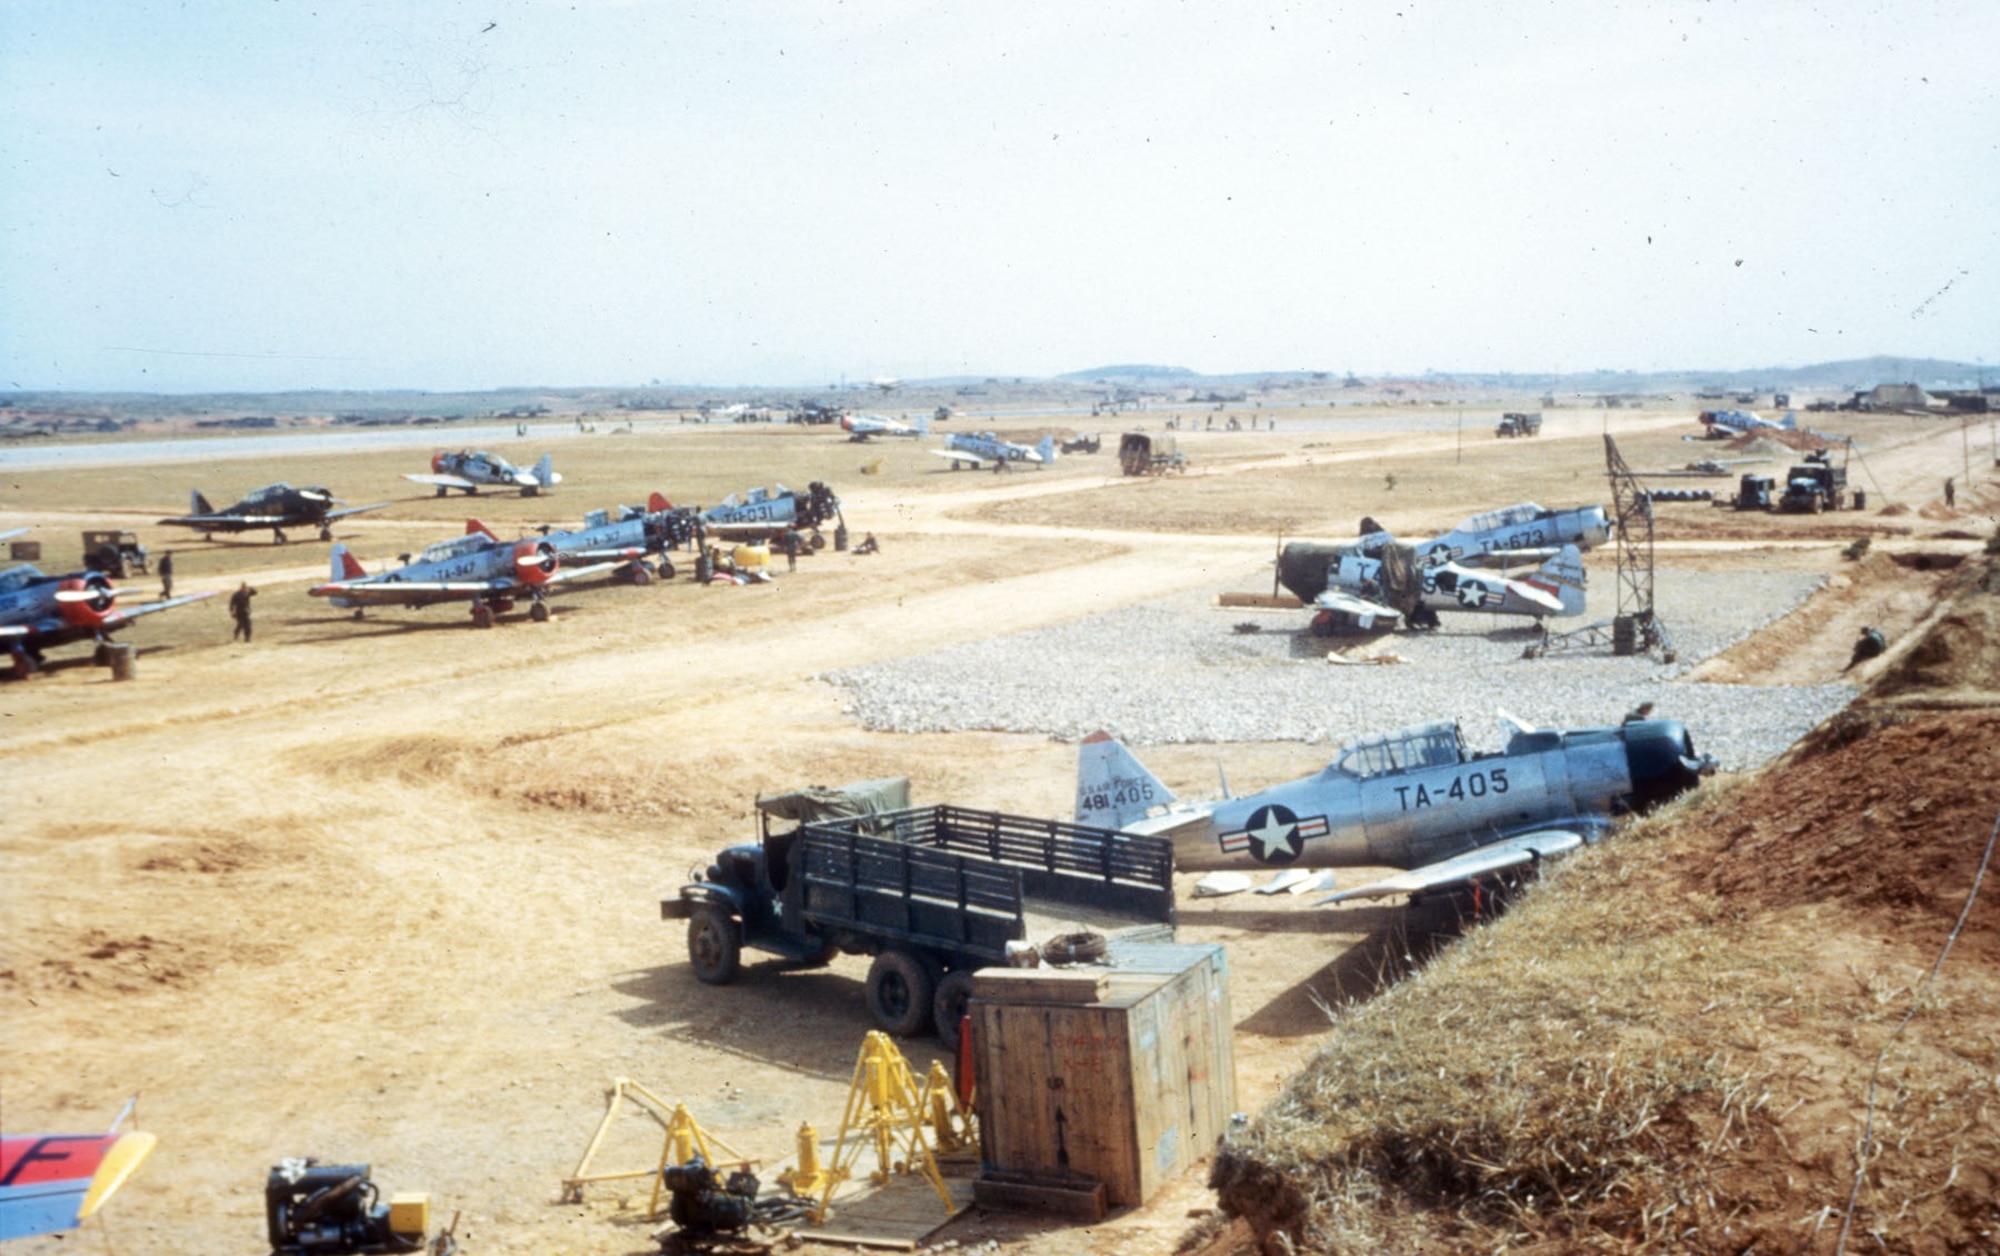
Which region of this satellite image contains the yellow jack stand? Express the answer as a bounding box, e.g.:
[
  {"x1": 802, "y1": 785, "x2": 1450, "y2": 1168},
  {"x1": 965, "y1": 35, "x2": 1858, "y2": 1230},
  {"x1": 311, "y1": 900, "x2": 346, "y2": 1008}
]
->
[
  {"x1": 561, "y1": 1078, "x2": 756, "y2": 1221},
  {"x1": 919, "y1": 1059, "x2": 977, "y2": 1156},
  {"x1": 778, "y1": 1122, "x2": 833, "y2": 1199},
  {"x1": 813, "y1": 1032, "x2": 953, "y2": 1223}
]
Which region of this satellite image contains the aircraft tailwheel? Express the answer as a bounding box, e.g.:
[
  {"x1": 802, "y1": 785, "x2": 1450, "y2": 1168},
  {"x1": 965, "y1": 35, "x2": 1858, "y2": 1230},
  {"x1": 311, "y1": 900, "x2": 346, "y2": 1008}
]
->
[
  {"x1": 529, "y1": 601, "x2": 550, "y2": 623},
  {"x1": 471, "y1": 604, "x2": 495, "y2": 629}
]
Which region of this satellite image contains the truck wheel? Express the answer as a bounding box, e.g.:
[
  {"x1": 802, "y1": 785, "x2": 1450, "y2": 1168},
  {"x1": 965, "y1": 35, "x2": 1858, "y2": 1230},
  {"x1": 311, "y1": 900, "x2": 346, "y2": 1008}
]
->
[
  {"x1": 933, "y1": 971, "x2": 975, "y2": 1046},
  {"x1": 688, "y1": 906, "x2": 742, "y2": 985},
  {"x1": 866, "y1": 951, "x2": 935, "y2": 1037}
]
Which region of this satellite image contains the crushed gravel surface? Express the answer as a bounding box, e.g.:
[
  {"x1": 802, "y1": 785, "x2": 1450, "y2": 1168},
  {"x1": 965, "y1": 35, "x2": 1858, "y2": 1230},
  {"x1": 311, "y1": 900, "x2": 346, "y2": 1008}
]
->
[{"x1": 821, "y1": 568, "x2": 1852, "y2": 771}]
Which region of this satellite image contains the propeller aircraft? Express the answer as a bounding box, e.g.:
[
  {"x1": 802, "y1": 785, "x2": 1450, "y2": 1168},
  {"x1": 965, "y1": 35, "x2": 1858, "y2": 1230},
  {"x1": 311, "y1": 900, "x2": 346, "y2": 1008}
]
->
[
  {"x1": 0, "y1": 1102, "x2": 156, "y2": 1241},
  {"x1": 1697, "y1": 409, "x2": 1796, "y2": 440},
  {"x1": 699, "y1": 482, "x2": 842, "y2": 549},
  {"x1": 1076, "y1": 712, "x2": 1712, "y2": 905},
  {"x1": 156, "y1": 483, "x2": 390, "y2": 543},
  {"x1": 404, "y1": 450, "x2": 561, "y2": 497},
  {"x1": 932, "y1": 431, "x2": 1056, "y2": 470},
  {"x1": 840, "y1": 412, "x2": 931, "y2": 441},
  {"x1": 1, "y1": 563, "x2": 216, "y2": 678},
  {"x1": 540, "y1": 493, "x2": 698, "y2": 582},
  {"x1": 309, "y1": 521, "x2": 615, "y2": 627}
]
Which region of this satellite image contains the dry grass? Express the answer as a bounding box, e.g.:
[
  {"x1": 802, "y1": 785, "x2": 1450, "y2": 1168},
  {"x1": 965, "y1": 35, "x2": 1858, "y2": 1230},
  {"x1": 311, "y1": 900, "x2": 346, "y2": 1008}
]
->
[{"x1": 1211, "y1": 599, "x2": 2000, "y2": 1256}]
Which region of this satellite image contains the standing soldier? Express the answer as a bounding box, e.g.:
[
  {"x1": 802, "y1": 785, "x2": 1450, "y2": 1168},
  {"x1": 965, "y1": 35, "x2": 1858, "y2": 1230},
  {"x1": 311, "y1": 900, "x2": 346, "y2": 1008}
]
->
[
  {"x1": 1945, "y1": 476, "x2": 1956, "y2": 508},
  {"x1": 228, "y1": 581, "x2": 257, "y2": 642},
  {"x1": 785, "y1": 530, "x2": 799, "y2": 573},
  {"x1": 158, "y1": 550, "x2": 175, "y2": 599}
]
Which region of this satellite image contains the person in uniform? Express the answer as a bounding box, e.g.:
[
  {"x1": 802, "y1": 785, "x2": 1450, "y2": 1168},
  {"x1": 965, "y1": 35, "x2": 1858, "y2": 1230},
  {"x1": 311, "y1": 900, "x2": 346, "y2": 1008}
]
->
[{"x1": 228, "y1": 582, "x2": 257, "y2": 642}]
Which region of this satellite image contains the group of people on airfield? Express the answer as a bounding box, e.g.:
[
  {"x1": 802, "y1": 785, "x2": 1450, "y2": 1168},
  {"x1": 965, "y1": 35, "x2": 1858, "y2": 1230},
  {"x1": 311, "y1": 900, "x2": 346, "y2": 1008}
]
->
[{"x1": 158, "y1": 551, "x2": 257, "y2": 642}]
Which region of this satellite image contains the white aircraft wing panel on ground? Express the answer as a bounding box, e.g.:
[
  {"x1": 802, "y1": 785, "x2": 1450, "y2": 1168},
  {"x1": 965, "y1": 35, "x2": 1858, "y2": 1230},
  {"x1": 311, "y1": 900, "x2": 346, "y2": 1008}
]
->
[
  {"x1": 1317, "y1": 828, "x2": 1586, "y2": 904},
  {"x1": 1311, "y1": 588, "x2": 1401, "y2": 627}
]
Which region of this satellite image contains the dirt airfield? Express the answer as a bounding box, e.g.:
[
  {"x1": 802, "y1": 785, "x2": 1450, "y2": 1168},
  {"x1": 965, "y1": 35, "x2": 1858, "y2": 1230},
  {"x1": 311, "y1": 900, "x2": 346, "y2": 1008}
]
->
[{"x1": 2, "y1": 403, "x2": 1995, "y2": 1255}]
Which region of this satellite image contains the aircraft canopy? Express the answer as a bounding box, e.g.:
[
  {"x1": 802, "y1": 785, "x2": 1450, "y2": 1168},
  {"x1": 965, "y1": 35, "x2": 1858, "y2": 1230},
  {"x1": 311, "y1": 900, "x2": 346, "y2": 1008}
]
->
[
  {"x1": 1456, "y1": 502, "x2": 1546, "y2": 533},
  {"x1": 1331, "y1": 720, "x2": 1465, "y2": 780}
]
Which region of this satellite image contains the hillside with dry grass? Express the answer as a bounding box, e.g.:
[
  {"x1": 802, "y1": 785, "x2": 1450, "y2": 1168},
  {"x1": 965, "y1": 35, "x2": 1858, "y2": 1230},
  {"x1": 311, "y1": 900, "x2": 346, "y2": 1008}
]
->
[{"x1": 1205, "y1": 551, "x2": 2000, "y2": 1256}]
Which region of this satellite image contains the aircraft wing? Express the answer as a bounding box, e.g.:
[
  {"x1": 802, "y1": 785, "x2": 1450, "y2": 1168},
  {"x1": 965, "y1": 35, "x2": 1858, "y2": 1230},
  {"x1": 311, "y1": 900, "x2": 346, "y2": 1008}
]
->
[
  {"x1": 157, "y1": 513, "x2": 276, "y2": 529},
  {"x1": 557, "y1": 546, "x2": 645, "y2": 565},
  {"x1": 540, "y1": 561, "x2": 622, "y2": 584},
  {"x1": 325, "y1": 501, "x2": 392, "y2": 521},
  {"x1": 1456, "y1": 547, "x2": 1565, "y2": 569},
  {"x1": 1316, "y1": 828, "x2": 1587, "y2": 904},
  {"x1": 403, "y1": 473, "x2": 479, "y2": 490},
  {"x1": 702, "y1": 520, "x2": 792, "y2": 540},
  {"x1": 0, "y1": 1131, "x2": 156, "y2": 1240},
  {"x1": 930, "y1": 449, "x2": 989, "y2": 467},
  {"x1": 309, "y1": 578, "x2": 512, "y2": 604},
  {"x1": 109, "y1": 590, "x2": 219, "y2": 623},
  {"x1": 1311, "y1": 588, "x2": 1401, "y2": 626},
  {"x1": 0, "y1": 526, "x2": 28, "y2": 543}
]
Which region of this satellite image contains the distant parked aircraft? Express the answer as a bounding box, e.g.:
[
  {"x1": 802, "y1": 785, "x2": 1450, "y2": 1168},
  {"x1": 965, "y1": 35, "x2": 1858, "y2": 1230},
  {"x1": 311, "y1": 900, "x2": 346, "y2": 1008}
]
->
[
  {"x1": 840, "y1": 413, "x2": 930, "y2": 441},
  {"x1": 157, "y1": 483, "x2": 390, "y2": 543},
  {"x1": 1697, "y1": 409, "x2": 1795, "y2": 440},
  {"x1": 405, "y1": 450, "x2": 561, "y2": 497},
  {"x1": 932, "y1": 431, "x2": 1055, "y2": 470}
]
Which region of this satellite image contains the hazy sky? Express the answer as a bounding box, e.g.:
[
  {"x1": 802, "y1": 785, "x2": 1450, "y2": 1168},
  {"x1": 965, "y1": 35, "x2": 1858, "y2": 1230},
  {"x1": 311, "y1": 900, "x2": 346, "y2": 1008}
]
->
[{"x1": 2, "y1": 1, "x2": 1995, "y2": 392}]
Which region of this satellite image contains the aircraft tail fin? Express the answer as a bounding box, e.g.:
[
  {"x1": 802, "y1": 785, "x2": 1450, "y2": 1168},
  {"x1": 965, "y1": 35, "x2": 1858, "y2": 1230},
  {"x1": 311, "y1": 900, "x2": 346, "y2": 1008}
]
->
[
  {"x1": 332, "y1": 544, "x2": 366, "y2": 581},
  {"x1": 1076, "y1": 731, "x2": 1175, "y2": 829},
  {"x1": 467, "y1": 519, "x2": 498, "y2": 539},
  {"x1": 648, "y1": 491, "x2": 671, "y2": 513},
  {"x1": 1536, "y1": 543, "x2": 1588, "y2": 616},
  {"x1": 917, "y1": 414, "x2": 931, "y2": 436},
  {"x1": 1780, "y1": 411, "x2": 1797, "y2": 430},
  {"x1": 1036, "y1": 434, "x2": 1056, "y2": 464},
  {"x1": 533, "y1": 453, "x2": 558, "y2": 486},
  {"x1": 192, "y1": 490, "x2": 214, "y2": 517}
]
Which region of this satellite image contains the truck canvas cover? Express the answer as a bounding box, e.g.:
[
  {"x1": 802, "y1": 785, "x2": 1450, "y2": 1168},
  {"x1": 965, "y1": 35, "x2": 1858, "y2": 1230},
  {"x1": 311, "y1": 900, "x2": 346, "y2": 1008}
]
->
[{"x1": 755, "y1": 777, "x2": 911, "y2": 825}]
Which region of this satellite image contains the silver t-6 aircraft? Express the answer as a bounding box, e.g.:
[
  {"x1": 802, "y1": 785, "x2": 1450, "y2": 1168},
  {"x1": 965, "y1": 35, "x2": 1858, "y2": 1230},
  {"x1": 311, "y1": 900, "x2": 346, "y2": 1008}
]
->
[
  {"x1": 699, "y1": 482, "x2": 842, "y2": 548},
  {"x1": 1393, "y1": 502, "x2": 1610, "y2": 568},
  {"x1": 540, "y1": 493, "x2": 698, "y2": 582},
  {"x1": 1697, "y1": 409, "x2": 1795, "y2": 440},
  {"x1": 404, "y1": 450, "x2": 561, "y2": 497},
  {"x1": 840, "y1": 412, "x2": 930, "y2": 441},
  {"x1": 1280, "y1": 502, "x2": 1608, "y2": 632},
  {"x1": 309, "y1": 521, "x2": 615, "y2": 627},
  {"x1": 1076, "y1": 713, "x2": 1711, "y2": 904},
  {"x1": 932, "y1": 431, "x2": 1056, "y2": 469},
  {"x1": 1304, "y1": 543, "x2": 1587, "y2": 634},
  {"x1": 2, "y1": 563, "x2": 215, "y2": 677},
  {"x1": 156, "y1": 483, "x2": 391, "y2": 543}
]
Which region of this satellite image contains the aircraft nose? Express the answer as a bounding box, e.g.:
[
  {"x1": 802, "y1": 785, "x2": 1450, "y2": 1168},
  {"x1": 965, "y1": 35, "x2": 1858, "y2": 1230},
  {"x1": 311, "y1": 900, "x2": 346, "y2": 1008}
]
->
[
  {"x1": 1623, "y1": 720, "x2": 1713, "y2": 811},
  {"x1": 514, "y1": 539, "x2": 558, "y2": 581}
]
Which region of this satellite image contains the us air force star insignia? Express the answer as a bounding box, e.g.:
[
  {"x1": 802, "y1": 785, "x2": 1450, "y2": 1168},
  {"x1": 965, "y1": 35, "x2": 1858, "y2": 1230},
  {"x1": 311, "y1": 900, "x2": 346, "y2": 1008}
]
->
[{"x1": 1246, "y1": 805, "x2": 1303, "y2": 865}]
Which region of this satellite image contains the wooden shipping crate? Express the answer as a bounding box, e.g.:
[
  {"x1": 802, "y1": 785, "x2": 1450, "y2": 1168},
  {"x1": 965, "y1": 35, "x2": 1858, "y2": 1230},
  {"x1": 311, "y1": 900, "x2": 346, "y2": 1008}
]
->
[{"x1": 970, "y1": 942, "x2": 1235, "y2": 1208}]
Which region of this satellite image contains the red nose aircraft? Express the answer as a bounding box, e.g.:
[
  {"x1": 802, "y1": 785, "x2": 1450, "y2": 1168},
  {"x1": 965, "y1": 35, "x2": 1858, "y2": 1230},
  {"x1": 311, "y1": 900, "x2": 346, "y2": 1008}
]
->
[
  {"x1": 1, "y1": 561, "x2": 216, "y2": 678},
  {"x1": 309, "y1": 520, "x2": 617, "y2": 628}
]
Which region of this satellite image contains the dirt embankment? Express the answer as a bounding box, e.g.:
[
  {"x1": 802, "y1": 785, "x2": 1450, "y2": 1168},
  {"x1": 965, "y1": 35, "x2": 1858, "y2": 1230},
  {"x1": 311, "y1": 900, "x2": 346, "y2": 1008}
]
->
[{"x1": 1208, "y1": 551, "x2": 2000, "y2": 1256}]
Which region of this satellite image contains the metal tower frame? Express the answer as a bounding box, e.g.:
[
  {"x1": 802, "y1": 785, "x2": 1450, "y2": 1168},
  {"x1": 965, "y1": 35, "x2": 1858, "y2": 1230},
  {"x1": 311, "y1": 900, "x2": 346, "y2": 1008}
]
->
[{"x1": 1523, "y1": 433, "x2": 1676, "y2": 663}]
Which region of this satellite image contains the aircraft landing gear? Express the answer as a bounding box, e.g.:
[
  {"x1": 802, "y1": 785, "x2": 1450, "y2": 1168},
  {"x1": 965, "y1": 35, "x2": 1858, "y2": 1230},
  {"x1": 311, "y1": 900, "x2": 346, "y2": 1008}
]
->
[
  {"x1": 435, "y1": 485, "x2": 448, "y2": 498},
  {"x1": 352, "y1": 609, "x2": 365, "y2": 620},
  {"x1": 470, "y1": 604, "x2": 495, "y2": 629},
  {"x1": 319, "y1": 526, "x2": 333, "y2": 542},
  {"x1": 809, "y1": 530, "x2": 826, "y2": 551},
  {"x1": 272, "y1": 528, "x2": 288, "y2": 545},
  {"x1": 629, "y1": 563, "x2": 651, "y2": 586},
  {"x1": 529, "y1": 600, "x2": 550, "y2": 623}
]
